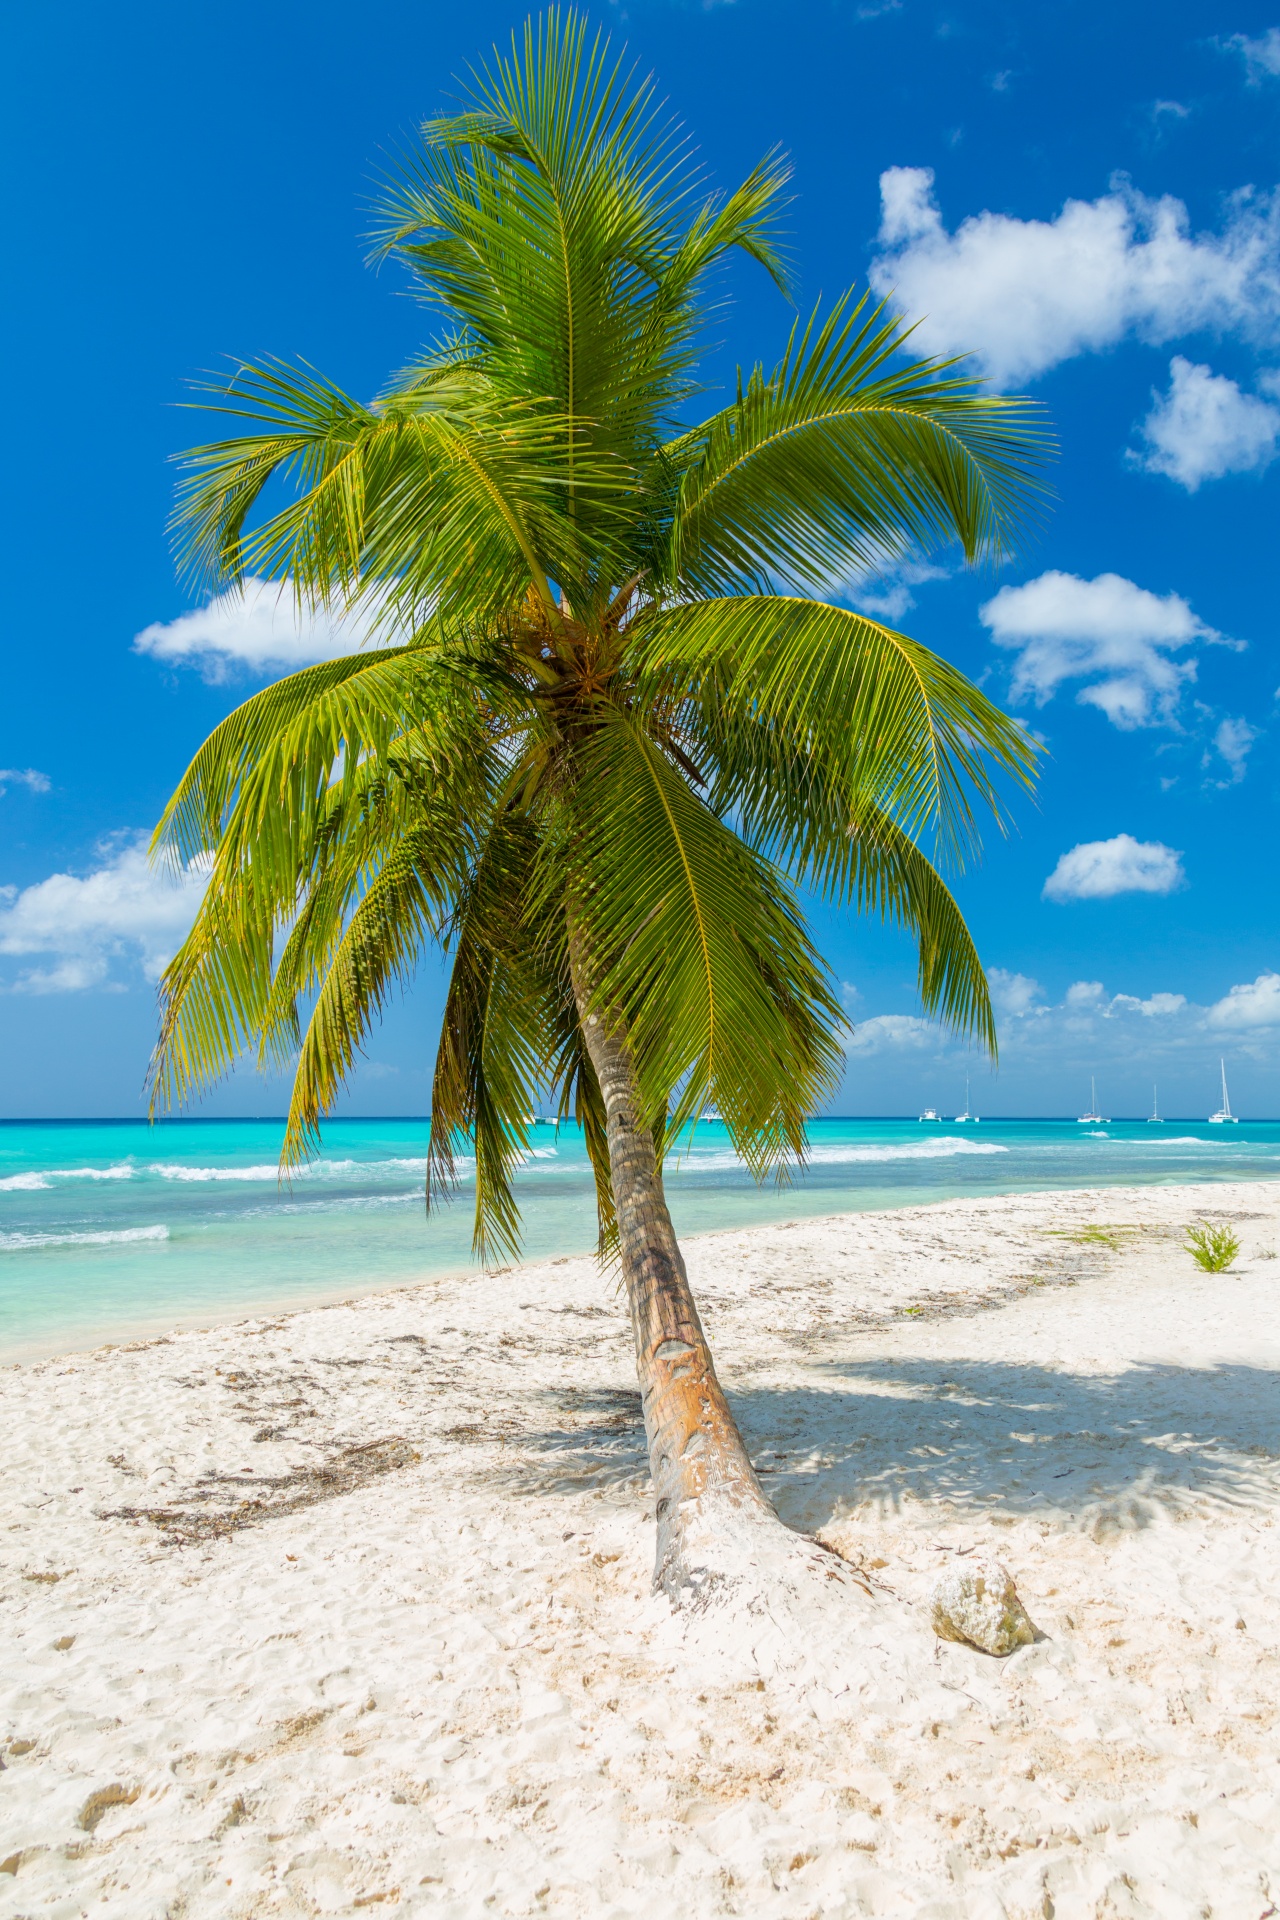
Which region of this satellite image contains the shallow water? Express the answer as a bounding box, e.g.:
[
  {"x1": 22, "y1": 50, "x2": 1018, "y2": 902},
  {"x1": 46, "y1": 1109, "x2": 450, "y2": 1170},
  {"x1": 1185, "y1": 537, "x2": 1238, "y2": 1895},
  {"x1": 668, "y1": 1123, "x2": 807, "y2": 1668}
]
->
[{"x1": 2, "y1": 1114, "x2": 1277, "y2": 1356}]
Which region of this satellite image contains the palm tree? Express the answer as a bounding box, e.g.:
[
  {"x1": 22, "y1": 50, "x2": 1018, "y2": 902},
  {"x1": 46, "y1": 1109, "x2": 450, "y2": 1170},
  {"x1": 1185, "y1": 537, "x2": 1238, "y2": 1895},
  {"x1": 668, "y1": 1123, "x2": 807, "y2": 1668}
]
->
[{"x1": 151, "y1": 12, "x2": 1045, "y2": 1608}]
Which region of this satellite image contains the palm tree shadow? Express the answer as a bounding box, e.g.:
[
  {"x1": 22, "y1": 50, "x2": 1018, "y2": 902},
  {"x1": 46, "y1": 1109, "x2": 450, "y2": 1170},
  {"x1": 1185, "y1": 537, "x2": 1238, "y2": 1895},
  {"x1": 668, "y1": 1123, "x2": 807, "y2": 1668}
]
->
[
  {"x1": 738, "y1": 1359, "x2": 1280, "y2": 1537},
  {"x1": 507, "y1": 1362, "x2": 1280, "y2": 1537}
]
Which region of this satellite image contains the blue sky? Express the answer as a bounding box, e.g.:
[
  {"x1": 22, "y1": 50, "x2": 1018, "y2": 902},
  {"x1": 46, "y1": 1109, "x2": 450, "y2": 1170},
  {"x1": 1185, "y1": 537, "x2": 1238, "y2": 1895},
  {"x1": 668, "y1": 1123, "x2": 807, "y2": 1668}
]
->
[{"x1": 2, "y1": 0, "x2": 1278, "y2": 1119}]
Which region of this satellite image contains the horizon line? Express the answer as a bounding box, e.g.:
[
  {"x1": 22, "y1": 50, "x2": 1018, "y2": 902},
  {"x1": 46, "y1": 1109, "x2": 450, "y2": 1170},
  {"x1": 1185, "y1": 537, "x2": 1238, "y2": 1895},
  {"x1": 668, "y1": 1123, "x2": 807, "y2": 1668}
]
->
[{"x1": 1, "y1": 1114, "x2": 1277, "y2": 1127}]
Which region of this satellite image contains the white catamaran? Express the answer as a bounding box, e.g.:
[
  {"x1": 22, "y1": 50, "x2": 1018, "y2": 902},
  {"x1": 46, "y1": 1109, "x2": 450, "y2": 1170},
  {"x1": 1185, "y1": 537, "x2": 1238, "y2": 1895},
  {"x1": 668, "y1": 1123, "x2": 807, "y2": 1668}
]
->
[
  {"x1": 953, "y1": 1077, "x2": 979, "y2": 1123},
  {"x1": 1077, "y1": 1077, "x2": 1109, "y2": 1124},
  {"x1": 1208, "y1": 1060, "x2": 1239, "y2": 1124},
  {"x1": 1147, "y1": 1083, "x2": 1164, "y2": 1124}
]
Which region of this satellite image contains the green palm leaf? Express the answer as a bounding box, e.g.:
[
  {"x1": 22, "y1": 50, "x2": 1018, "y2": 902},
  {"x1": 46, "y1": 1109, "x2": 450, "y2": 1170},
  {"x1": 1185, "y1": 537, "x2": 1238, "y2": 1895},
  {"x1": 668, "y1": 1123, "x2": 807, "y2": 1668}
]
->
[
  {"x1": 670, "y1": 293, "x2": 1051, "y2": 595},
  {"x1": 567, "y1": 706, "x2": 845, "y2": 1171}
]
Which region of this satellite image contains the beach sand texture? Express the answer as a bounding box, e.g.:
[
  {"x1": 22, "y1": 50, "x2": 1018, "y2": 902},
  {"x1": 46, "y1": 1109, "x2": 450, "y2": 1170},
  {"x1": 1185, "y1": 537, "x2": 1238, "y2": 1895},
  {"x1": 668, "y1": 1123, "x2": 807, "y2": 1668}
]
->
[{"x1": 3, "y1": 1181, "x2": 1279, "y2": 1918}]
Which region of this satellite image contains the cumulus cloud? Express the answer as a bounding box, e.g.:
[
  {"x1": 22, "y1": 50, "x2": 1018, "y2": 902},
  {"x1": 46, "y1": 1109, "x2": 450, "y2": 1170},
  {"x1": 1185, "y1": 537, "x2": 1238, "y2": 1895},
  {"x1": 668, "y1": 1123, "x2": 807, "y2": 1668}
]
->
[
  {"x1": 1131, "y1": 356, "x2": 1280, "y2": 488},
  {"x1": 1042, "y1": 834, "x2": 1185, "y2": 902},
  {"x1": 134, "y1": 577, "x2": 396, "y2": 682},
  {"x1": 1109, "y1": 989, "x2": 1188, "y2": 1017},
  {"x1": 1207, "y1": 972, "x2": 1280, "y2": 1028},
  {"x1": 987, "y1": 968, "x2": 1044, "y2": 1017},
  {"x1": 1209, "y1": 715, "x2": 1259, "y2": 785},
  {"x1": 846, "y1": 1013, "x2": 939, "y2": 1052},
  {"x1": 845, "y1": 965, "x2": 1280, "y2": 1108},
  {"x1": 0, "y1": 838, "x2": 208, "y2": 993},
  {"x1": 868, "y1": 167, "x2": 1280, "y2": 385},
  {"x1": 1225, "y1": 26, "x2": 1280, "y2": 82},
  {"x1": 842, "y1": 557, "x2": 949, "y2": 621},
  {"x1": 0, "y1": 768, "x2": 51, "y2": 797},
  {"x1": 980, "y1": 570, "x2": 1217, "y2": 728}
]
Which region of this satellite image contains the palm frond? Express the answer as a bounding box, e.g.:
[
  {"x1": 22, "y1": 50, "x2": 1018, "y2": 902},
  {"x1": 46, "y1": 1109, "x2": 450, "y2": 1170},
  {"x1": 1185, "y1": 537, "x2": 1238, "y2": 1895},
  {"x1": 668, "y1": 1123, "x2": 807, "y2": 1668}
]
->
[
  {"x1": 567, "y1": 706, "x2": 845, "y2": 1176},
  {"x1": 173, "y1": 357, "x2": 606, "y2": 625},
  {"x1": 633, "y1": 593, "x2": 1039, "y2": 868},
  {"x1": 150, "y1": 650, "x2": 501, "y2": 1114},
  {"x1": 670, "y1": 293, "x2": 1051, "y2": 595},
  {"x1": 426, "y1": 812, "x2": 555, "y2": 1260}
]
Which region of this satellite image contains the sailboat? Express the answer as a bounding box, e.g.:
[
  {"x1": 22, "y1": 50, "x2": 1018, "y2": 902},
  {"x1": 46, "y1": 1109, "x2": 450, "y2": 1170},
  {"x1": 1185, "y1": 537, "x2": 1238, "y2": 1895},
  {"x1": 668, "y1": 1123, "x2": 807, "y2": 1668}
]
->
[
  {"x1": 1147, "y1": 1083, "x2": 1164, "y2": 1124},
  {"x1": 1077, "y1": 1077, "x2": 1109, "y2": 1123},
  {"x1": 1208, "y1": 1059, "x2": 1239, "y2": 1124},
  {"x1": 953, "y1": 1076, "x2": 979, "y2": 1123}
]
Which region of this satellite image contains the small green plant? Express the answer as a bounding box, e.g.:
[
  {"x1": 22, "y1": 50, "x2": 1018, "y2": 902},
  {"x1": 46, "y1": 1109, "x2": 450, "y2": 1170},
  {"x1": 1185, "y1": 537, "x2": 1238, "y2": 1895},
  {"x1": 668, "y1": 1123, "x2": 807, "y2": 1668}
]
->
[
  {"x1": 1041, "y1": 1224, "x2": 1139, "y2": 1251},
  {"x1": 1184, "y1": 1222, "x2": 1241, "y2": 1272}
]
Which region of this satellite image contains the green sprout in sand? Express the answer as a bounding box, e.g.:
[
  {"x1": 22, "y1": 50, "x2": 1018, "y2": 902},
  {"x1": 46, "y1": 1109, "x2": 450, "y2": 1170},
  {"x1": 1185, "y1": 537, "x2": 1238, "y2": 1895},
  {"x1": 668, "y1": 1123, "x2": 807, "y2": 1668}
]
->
[{"x1": 1184, "y1": 1223, "x2": 1241, "y2": 1273}]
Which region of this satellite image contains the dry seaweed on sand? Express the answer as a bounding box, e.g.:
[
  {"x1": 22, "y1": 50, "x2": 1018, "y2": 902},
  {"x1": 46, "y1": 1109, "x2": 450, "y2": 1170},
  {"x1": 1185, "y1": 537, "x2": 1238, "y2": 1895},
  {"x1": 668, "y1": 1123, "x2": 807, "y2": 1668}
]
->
[{"x1": 97, "y1": 1436, "x2": 419, "y2": 1544}]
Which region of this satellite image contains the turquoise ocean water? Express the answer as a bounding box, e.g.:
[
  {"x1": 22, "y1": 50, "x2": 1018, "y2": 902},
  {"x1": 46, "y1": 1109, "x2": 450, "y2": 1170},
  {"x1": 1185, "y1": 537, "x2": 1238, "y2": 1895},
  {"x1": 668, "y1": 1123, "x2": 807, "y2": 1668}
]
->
[{"x1": 3, "y1": 1114, "x2": 1278, "y2": 1358}]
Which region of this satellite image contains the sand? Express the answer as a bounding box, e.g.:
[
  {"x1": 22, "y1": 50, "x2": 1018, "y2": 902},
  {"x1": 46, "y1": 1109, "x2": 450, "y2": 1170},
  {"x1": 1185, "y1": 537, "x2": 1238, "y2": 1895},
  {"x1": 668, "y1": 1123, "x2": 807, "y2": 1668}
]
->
[{"x1": 3, "y1": 1180, "x2": 1280, "y2": 1918}]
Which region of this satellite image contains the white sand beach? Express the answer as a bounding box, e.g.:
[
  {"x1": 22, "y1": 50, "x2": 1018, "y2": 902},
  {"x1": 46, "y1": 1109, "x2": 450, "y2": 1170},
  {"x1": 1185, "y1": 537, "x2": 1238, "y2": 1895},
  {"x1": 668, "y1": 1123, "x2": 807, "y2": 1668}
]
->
[{"x1": 4, "y1": 1180, "x2": 1280, "y2": 1918}]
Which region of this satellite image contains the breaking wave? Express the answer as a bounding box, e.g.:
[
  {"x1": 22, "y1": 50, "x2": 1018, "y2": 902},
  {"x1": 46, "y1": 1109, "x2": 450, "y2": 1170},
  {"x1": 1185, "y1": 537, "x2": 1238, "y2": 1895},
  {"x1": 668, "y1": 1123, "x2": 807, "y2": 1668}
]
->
[
  {"x1": 678, "y1": 1138, "x2": 1008, "y2": 1173},
  {"x1": 0, "y1": 1225, "x2": 170, "y2": 1252}
]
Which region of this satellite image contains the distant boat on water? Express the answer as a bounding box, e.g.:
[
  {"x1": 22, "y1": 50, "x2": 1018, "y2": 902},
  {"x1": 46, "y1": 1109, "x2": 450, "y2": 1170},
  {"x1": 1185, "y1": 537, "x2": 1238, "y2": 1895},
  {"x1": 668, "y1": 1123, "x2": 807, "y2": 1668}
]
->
[
  {"x1": 1148, "y1": 1083, "x2": 1164, "y2": 1124},
  {"x1": 1077, "y1": 1077, "x2": 1109, "y2": 1124},
  {"x1": 953, "y1": 1077, "x2": 979, "y2": 1123},
  {"x1": 918, "y1": 1106, "x2": 940, "y2": 1121},
  {"x1": 1208, "y1": 1060, "x2": 1239, "y2": 1125}
]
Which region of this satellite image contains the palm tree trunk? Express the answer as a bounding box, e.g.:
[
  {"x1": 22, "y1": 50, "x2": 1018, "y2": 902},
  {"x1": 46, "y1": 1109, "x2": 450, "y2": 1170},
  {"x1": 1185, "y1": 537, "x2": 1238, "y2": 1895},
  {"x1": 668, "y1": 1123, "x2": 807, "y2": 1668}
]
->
[{"x1": 568, "y1": 935, "x2": 782, "y2": 1603}]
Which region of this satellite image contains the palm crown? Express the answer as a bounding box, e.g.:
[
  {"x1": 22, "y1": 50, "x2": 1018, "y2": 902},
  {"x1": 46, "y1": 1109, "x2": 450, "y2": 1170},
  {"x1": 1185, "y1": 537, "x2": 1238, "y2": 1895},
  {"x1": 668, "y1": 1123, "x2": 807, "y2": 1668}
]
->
[{"x1": 151, "y1": 11, "x2": 1045, "y2": 1262}]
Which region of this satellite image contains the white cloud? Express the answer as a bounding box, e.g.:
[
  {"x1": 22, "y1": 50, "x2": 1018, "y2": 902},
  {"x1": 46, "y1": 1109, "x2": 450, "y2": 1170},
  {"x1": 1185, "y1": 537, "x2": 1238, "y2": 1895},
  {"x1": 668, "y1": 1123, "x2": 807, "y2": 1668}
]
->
[
  {"x1": 0, "y1": 838, "x2": 208, "y2": 993},
  {"x1": 1108, "y1": 989, "x2": 1188, "y2": 1017},
  {"x1": 1226, "y1": 27, "x2": 1280, "y2": 81},
  {"x1": 1207, "y1": 972, "x2": 1280, "y2": 1028},
  {"x1": 868, "y1": 167, "x2": 1280, "y2": 385},
  {"x1": 0, "y1": 768, "x2": 51, "y2": 797},
  {"x1": 842, "y1": 558, "x2": 949, "y2": 621},
  {"x1": 134, "y1": 577, "x2": 394, "y2": 682},
  {"x1": 1210, "y1": 715, "x2": 1259, "y2": 784},
  {"x1": 1131, "y1": 356, "x2": 1280, "y2": 488},
  {"x1": 846, "y1": 1013, "x2": 939, "y2": 1052},
  {"x1": 844, "y1": 964, "x2": 1280, "y2": 1097},
  {"x1": 980, "y1": 570, "x2": 1216, "y2": 728},
  {"x1": 1042, "y1": 834, "x2": 1185, "y2": 902},
  {"x1": 987, "y1": 967, "x2": 1044, "y2": 1016}
]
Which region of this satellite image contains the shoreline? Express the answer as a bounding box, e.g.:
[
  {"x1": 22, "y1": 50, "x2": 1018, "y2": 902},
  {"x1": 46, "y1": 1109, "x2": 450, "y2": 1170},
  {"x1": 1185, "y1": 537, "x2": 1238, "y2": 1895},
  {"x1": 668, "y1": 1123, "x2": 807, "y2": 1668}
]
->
[{"x1": 8, "y1": 1170, "x2": 1280, "y2": 1367}]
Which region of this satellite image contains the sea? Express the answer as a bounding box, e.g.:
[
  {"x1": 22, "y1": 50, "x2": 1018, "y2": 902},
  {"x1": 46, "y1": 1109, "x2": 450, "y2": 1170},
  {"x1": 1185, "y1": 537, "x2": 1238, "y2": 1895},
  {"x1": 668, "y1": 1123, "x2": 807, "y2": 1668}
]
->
[{"x1": 3, "y1": 1114, "x2": 1278, "y2": 1359}]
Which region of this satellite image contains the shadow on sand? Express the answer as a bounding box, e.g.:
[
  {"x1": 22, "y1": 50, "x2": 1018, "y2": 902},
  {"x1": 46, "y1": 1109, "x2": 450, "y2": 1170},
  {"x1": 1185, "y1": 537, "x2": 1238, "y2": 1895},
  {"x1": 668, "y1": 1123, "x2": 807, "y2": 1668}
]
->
[{"x1": 505, "y1": 1360, "x2": 1280, "y2": 1537}]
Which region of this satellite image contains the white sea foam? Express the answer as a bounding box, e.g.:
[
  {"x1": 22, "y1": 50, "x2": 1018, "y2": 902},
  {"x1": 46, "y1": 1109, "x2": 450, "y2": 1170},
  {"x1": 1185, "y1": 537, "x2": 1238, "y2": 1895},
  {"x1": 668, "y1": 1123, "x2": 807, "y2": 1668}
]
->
[
  {"x1": 0, "y1": 1224, "x2": 169, "y2": 1252},
  {"x1": 150, "y1": 1163, "x2": 283, "y2": 1182},
  {"x1": 269, "y1": 1192, "x2": 427, "y2": 1218},
  {"x1": 52, "y1": 1163, "x2": 136, "y2": 1180},
  {"x1": 678, "y1": 1138, "x2": 1009, "y2": 1174},
  {"x1": 2, "y1": 1164, "x2": 137, "y2": 1191},
  {"x1": 147, "y1": 1156, "x2": 433, "y2": 1183}
]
